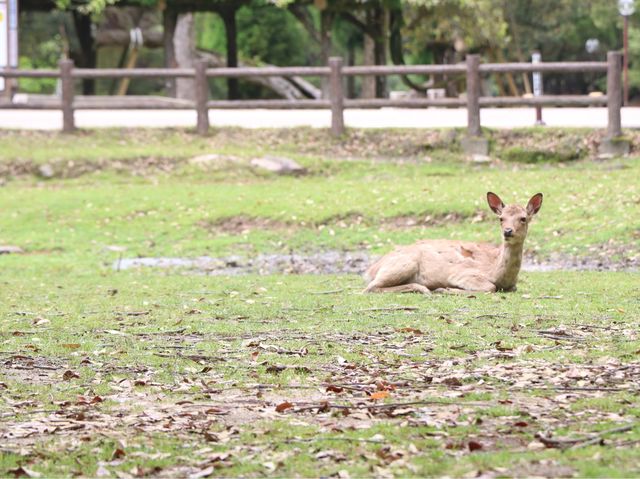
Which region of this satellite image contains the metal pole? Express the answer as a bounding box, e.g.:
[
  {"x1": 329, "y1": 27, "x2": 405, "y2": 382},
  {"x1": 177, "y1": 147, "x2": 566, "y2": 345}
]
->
[
  {"x1": 624, "y1": 15, "x2": 629, "y2": 106},
  {"x1": 532, "y1": 51, "x2": 544, "y2": 125},
  {"x1": 59, "y1": 58, "x2": 75, "y2": 133},
  {"x1": 0, "y1": 0, "x2": 7, "y2": 96}
]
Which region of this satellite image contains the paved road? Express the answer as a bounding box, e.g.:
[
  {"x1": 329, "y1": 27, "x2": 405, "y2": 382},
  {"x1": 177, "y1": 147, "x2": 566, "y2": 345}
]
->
[{"x1": 2, "y1": 107, "x2": 640, "y2": 130}]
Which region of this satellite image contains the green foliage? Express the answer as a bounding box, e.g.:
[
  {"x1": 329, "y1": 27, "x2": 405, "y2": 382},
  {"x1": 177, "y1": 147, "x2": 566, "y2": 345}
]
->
[
  {"x1": 500, "y1": 146, "x2": 582, "y2": 164},
  {"x1": 17, "y1": 12, "x2": 68, "y2": 93},
  {"x1": 18, "y1": 57, "x2": 57, "y2": 94},
  {"x1": 197, "y1": 2, "x2": 313, "y2": 67},
  {"x1": 236, "y1": 4, "x2": 311, "y2": 66}
]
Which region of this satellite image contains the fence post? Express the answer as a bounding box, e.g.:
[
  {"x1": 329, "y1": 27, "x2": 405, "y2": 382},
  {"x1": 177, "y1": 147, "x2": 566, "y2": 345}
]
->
[
  {"x1": 195, "y1": 60, "x2": 210, "y2": 136},
  {"x1": 466, "y1": 54, "x2": 481, "y2": 137},
  {"x1": 599, "y1": 51, "x2": 628, "y2": 157},
  {"x1": 606, "y1": 51, "x2": 622, "y2": 138},
  {"x1": 329, "y1": 57, "x2": 344, "y2": 137},
  {"x1": 461, "y1": 54, "x2": 488, "y2": 156},
  {"x1": 59, "y1": 59, "x2": 75, "y2": 133}
]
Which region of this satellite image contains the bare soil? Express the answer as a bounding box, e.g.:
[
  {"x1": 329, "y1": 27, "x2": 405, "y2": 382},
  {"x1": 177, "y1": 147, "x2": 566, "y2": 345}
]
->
[
  {"x1": 115, "y1": 248, "x2": 639, "y2": 275},
  {"x1": 201, "y1": 211, "x2": 480, "y2": 235}
]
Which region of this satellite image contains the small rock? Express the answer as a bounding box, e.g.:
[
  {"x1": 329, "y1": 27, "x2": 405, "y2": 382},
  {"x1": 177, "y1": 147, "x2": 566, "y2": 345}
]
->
[
  {"x1": 37, "y1": 164, "x2": 55, "y2": 179},
  {"x1": 471, "y1": 154, "x2": 491, "y2": 163},
  {"x1": 250, "y1": 156, "x2": 306, "y2": 175},
  {"x1": 0, "y1": 245, "x2": 24, "y2": 254}
]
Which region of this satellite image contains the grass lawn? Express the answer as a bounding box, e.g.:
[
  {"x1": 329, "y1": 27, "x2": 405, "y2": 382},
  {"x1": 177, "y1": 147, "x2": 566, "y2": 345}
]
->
[{"x1": 1, "y1": 128, "x2": 639, "y2": 478}]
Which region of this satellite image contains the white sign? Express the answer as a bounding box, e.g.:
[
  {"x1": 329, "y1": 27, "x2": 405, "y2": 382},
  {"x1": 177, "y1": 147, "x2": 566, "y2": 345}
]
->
[
  {"x1": 8, "y1": 0, "x2": 16, "y2": 66},
  {"x1": 0, "y1": 1, "x2": 8, "y2": 91},
  {"x1": 531, "y1": 52, "x2": 542, "y2": 97}
]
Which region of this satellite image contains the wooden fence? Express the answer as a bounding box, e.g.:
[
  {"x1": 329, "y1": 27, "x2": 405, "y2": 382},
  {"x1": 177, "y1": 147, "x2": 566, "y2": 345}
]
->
[{"x1": 0, "y1": 52, "x2": 623, "y2": 138}]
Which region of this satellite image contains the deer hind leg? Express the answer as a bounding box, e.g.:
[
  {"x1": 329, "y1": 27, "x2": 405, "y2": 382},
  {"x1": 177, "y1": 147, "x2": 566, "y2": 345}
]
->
[
  {"x1": 366, "y1": 283, "x2": 431, "y2": 294},
  {"x1": 448, "y1": 273, "x2": 496, "y2": 293},
  {"x1": 363, "y1": 253, "x2": 430, "y2": 294}
]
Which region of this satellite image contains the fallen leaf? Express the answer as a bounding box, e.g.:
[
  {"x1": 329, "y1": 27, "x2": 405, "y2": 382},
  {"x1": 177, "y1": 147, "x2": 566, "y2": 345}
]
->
[
  {"x1": 396, "y1": 327, "x2": 423, "y2": 335},
  {"x1": 111, "y1": 448, "x2": 126, "y2": 460},
  {"x1": 370, "y1": 391, "x2": 390, "y2": 400},
  {"x1": 8, "y1": 467, "x2": 41, "y2": 478},
  {"x1": 442, "y1": 377, "x2": 463, "y2": 387},
  {"x1": 468, "y1": 440, "x2": 483, "y2": 452},
  {"x1": 326, "y1": 385, "x2": 344, "y2": 393},
  {"x1": 188, "y1": 466, "x2": 215, "y2": 479},
  {"x1": 62, "y1": 370, "x2": 80, "y2": 381},
  {"x1": 275, "y1": 401, "x2": 294, "y2": 412}
]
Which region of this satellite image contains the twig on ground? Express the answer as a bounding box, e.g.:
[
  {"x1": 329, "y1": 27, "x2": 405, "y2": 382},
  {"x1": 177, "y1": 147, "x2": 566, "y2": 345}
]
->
[{"x1": 535, "y1": 423, "x2": 637, "y2": 450}]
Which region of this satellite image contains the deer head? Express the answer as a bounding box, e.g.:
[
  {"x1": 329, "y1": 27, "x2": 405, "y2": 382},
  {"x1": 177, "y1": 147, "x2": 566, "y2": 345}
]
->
[{"x1": 487, "y1": 192, "x2": 543, "y2": 244}]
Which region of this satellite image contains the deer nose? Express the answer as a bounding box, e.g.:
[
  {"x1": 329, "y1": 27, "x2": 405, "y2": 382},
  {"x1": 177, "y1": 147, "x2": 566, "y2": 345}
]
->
[{"x1": 503, "y1": 228, "x2": 514, "y2": 238}]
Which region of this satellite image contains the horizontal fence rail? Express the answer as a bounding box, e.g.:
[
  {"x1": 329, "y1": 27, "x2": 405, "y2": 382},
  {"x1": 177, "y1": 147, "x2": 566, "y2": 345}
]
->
[{"x1": 0, "y1": 52, "x2": 623, "y2": 138}]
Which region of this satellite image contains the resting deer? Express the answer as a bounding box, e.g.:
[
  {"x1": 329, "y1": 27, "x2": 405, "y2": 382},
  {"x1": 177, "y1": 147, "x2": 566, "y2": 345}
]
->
[{"x1": 364, "y1": 192, "x2": 543, "y2": 294}]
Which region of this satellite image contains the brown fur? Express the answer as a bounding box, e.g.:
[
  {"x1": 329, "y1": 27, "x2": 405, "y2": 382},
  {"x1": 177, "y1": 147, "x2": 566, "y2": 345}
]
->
[{"x1": 364, "y1": 192, "x2": 543, "y2": 294}]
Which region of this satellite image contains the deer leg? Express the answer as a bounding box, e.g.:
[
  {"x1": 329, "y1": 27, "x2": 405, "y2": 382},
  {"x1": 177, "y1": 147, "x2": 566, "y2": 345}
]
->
[
  {"x1": 364, "y1": 253, "x2": 428, "y2": 294},
  {"x1": 433, "y1": 287, "x2": 478, "y2": 295},
  {"x1": 366, "y1": 283, "x2": 431, "y2": 294},
  {"x1": 448, "y1": 273, "x2": 496, "y2": 293}
]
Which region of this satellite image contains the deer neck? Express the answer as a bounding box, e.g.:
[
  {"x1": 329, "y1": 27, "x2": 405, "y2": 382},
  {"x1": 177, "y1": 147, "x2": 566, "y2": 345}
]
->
[{"x1": 492, "y1": 240, "x2": 524, "y2": 290}]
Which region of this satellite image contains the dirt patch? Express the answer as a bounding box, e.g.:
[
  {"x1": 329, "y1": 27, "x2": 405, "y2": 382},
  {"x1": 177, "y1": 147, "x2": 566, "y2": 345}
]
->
[
  {"x1": 0, "y1": 157, "x2": 183, "y2": 180},
  {"x1": 114, "y1": 247, "x2": 639, "y2": 275},
  {"x1": 200, "y1": 216, "x2": 291, "y2": 235},
  {"x1": 1, "y1": 354, "x2": 67, "y2": 385},
  {"x1": 202, "y1": 211, "x2": 484, "y2": 235},
  {"x1": 117, "y1": 251, "x2": 371, "y2": 275},
  {"x1": 380, "y1": 211, "x2": 485, "y2": 229},
  {"x1": 527, "y1": 242, "x2": 640, "y2": 272},
  {"x1": 5, "y1": 128, "x2": 639, "y2": 182}
]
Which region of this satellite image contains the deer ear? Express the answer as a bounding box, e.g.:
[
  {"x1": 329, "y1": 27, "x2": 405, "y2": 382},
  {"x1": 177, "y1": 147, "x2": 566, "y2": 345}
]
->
[
  {"x1": 486, "y1": 192, "x2": 504, "y2": 215},
  {"x1": 526, "y1": 193, "x2": 543, "y2": 216}
]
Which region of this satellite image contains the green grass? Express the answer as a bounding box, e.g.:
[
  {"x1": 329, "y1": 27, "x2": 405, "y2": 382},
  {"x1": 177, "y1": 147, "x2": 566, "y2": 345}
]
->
[{"x1": 1, "y1": 128, "x2": 640, "y2": 477}]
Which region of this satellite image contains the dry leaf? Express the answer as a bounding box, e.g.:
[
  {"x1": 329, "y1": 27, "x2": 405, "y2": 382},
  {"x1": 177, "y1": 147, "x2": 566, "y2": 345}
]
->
[
  {"x1": 275, "y1": 401, "x2": 294, "y2": 413},
  {"x1": 468, "y1": 440, "x2": 483, "y2": 451},
  {"x1": 62, "y1": 370, "x2": 80, "y2": 381},
  {"x1": 370, "y1": 391, "x2": 390, "y2": 400}
]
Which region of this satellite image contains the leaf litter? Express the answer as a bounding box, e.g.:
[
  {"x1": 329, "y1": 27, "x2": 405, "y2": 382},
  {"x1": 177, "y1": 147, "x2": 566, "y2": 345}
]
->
[{"x1": 2, "y1": 318, "x2": 640, "y2": 477}]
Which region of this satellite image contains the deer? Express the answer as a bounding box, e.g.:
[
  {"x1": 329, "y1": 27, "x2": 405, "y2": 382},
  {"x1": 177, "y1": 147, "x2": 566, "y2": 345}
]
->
[{"x1": 363, "y1": 192, "x2": 543, "y2": 294}]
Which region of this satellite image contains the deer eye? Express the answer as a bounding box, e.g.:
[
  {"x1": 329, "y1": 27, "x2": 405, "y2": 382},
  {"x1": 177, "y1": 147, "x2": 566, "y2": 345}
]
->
[
  {"x1": 499, "y1": 217, "x2": 505, "y2": 222},
  {"x1": 520, "y1": 217, "x2": 527, "y2": 223}
]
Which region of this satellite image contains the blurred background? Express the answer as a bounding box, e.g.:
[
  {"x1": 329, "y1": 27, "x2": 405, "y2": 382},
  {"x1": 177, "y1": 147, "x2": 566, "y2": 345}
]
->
[{"x1": 10, "y1": 0, "x2": 639, "y2": 103}]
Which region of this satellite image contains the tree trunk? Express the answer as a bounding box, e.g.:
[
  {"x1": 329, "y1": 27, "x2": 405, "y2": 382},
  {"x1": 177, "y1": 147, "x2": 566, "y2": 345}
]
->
[
  {"x1": 219, "y1": 7, "x2": 239, "y2": 100},
  {"x1": 373, "y1": 7, "x2": 387, "y2": 98},
  {"x1": 346, "y1": 44, "x2": 356, "y2": 99},
  {"x1": 196, "y1": 49, "x2": 320, "y2": 100},
  {"x1": 163, "y1": 8, "x2": 178, "y2": 97},
  {"x1": 72, "y1": 11, "x2": 96, "y2": 95},
  {"x1": 361, "y1": 20, "x2": 376, "y2": 99},
  {"x1": 174, "y1": 13, "x2": 196, "y2": 100},
  {"x1": 319, "y1": 9, "x2": 333, "y2": 99}
]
